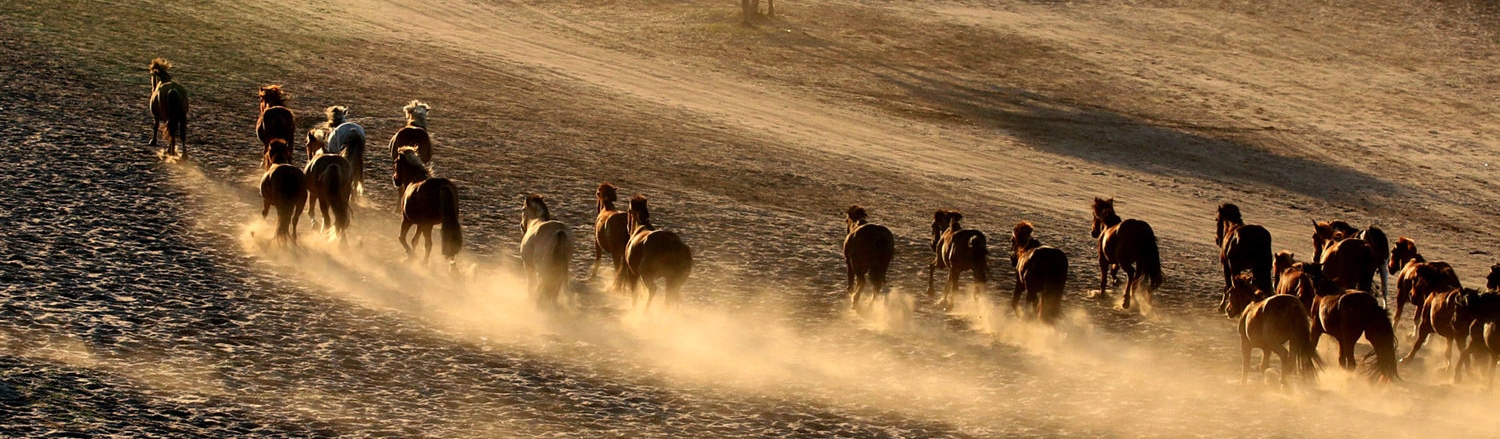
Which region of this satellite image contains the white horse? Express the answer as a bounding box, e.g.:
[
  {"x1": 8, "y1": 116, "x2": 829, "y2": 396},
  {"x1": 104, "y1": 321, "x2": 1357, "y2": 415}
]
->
[
  {"x1": 306, "y1": 106, "x2": 367, "y2": 196},
  {"x1": 521, "y1": 195, "x2": 574, "y2": 309}
]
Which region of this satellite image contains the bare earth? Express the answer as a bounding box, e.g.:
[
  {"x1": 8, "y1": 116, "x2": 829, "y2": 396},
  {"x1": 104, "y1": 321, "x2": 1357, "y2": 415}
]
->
[{"x1": 2, "y1": 0, "x2": 1499, "y2": 436}]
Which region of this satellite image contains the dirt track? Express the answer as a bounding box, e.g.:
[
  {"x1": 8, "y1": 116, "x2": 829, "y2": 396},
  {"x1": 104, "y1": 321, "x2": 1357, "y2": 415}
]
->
[{"x1": 3, "y1": 0, "x2": 1500, "y2": 436}]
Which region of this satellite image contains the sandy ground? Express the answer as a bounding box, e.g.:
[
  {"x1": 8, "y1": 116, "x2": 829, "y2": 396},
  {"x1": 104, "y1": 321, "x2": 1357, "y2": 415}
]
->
[{"x1": 2, "y1": 0, "x2": 1500, "y2": 436}]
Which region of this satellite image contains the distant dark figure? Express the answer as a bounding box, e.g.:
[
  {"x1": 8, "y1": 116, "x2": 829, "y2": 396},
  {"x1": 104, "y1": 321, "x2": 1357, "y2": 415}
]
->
[
  {"x1": 1090, "y1": 197, "x2": 1162, "y2": 313},
  {"x1": 256, "y1": 85, "x2": 296, "y2": 170},
  {"x1": 927, "y1": 210, "x2": 988, "y2": 312},
  {"x1": 388, "y1": 100, "x2": 433, "y2": 164},
  {"x1": 1215, "y1": 203, "x2": 1272, "y2": 313},
  {"x1": 1389, "y1": 237, "x2": 1461, "y2": 335},
  {"x1": 843, "y1": 205, "x2": 894, "y2": 310},
  {"x1": 392, "y1": 147, "x2": 462, "y2": 269},
  {"x1": 1010, "y1": 222, "x2": 1067, "y2": 324},
  {"x1": 616, "y1": 196, "x2": 693, "y2": 311},
  {"x1": 590, "y1": 183, "x2": 630, "y2": 284},
  {"x1": 1223, "y1": 275, "x2": 1321, "y2": 388},
  {"x1": 521, "y1": 195, "x2": 573, "y2": 310},
  {"x1": 147, "y1": 58, "x2": 190, "y2": 157},
  {"x1": 259, "y1": 139, "x2": 306, "y2": 246}
]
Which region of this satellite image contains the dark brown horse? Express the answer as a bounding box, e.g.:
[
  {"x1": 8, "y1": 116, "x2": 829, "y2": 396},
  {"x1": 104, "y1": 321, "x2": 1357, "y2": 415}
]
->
[
  {"x1": 1011, "y1": 222, "x2": 1068, "y2": 324},
  {"x1": 1390, "y1": 237, "x2": 1462, "y2": 334},
  {"x1": 1401, "y1": 285, "x2": 1480, "y2": 376},
  {"x1": 1274, "y1": 252, "x2": 1318, "y2": 310},
  {"x1": 1311, "y1": 223, "x2": 1376, "y2": 294},
  {"x1": 928, "y1": 210, "x2": 989, "y2": 311},
  {"x1": 1216, "y1": 203, "x2": 1273, "y2": 313},
  {"x1": 1458, "y1": 292, "x2": 1500, "y2": 387},
  {"x1": 1313, "y1": 220, "x2": 1389, "y2": 302},
  {"x1": 392, "y1": 147, "x2": 462, "y2": 267},
  {"x1": 617, "y1": 196, "x2": 693, "y2": 310},
  {"x1": 257, "y1": 85, "x2": 295, "y2": 169},
  {"x1": 147, "y1": 58, "x2": 189, "y2": 157},
  {"x1": 590, "y1": 183, "x2": 630, "y2": 282},
  {"x1": 844, "y1": 206, "x2": 894, "y2": 309},
  {"x1": 1303, "y1": 264, "x2": 1399, "y2": 382},
  {"x1": 388, "y1": 100, "x2": 432, "y2": 163},
  {"x1": 259, "y1": 139, "x2": 306, "y2": 246},
  {"x1": 303, "y1": 153, "x2": 353, "y2": 239},
  {"x1": 1489, "y1": 264, "x2": 1500, "y2": 292},
  {"x1": 1090, "y1": 198, "x2": 1163, "y2": 312},
  {"x1": 1224, "y1": 275, "x2": 1321, "y2": 387}
]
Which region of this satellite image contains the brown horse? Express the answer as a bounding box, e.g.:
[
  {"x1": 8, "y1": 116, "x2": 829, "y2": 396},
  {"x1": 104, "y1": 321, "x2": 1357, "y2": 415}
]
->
[
  {"x1": 844, "y1": 206, "x2": 895, "y2": 309},
  {"x1": 1401, "y1": 285, "x2": 1480, "y2": 375},
  {"x1": 1302, "y1": 264, "x2": 1400, "y2": 382},
  {"x1": 257, "y1": 85, "x2": 295, "y2": 169},
  {"x1": 927, "y1": 210, "x2": 989, "y2": 311},
  {"x1": 388, "y1": 100, "x2": 432, "y2": 163},
  {"x1": 1390, "y1": 237, "x2": 1462, "y2": 334},
  {"x1": 521, "y1": 195, "x2": 574, "y2": 310},
  {"x1": 1311, "y1": 223, "x2": 1375, "y2": 294},
  {"x1": 590, "y1": 183, "x2": 630, "y2": 282},
  {"x1": 1313, "y1": 220, "x2": 1389, "y2": 301},
  {"x1": 259, "y1": 139, "x2": 306, "y2": 246},
  {"x1": 1090, "y1": 198, "x2": 1163, "y2": 312},
  {"x1": 1011, "y1": 222, "x2": 1068, "y2": 324},
  {"x1": 1458, "y1": 292, "x2": 1500, "y2": 386},
  {"x1": 616, "y1": 196, "x2": 693, "y2": 310},
  {"x1": 1223, "y1": 275, "x2": 1321, "y2": 387},
  {"x1": 303, "y1": 153, "x2": 353, "y2": 238},
  {"x1": 392, "y1": 147, "x2": 462, "y2": 267},
  {"x1": 1216, "y1": 203, "x2": 1273, "y2": 313},
  {"x1": 306, "y1": 106, "x2": 367, "y2": 195},
  {"x1": 1274, "y1": 252, "x2": 1317, "y2": 309},
  {"x1": 147, "y1": 58, "x2": 189, "y2": 157}
]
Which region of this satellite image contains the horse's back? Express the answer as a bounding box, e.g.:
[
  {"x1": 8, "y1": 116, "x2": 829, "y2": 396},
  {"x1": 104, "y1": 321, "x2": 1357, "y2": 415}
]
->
[
  {"x1": 327, "y1": 122, "x2": 365, "y2": 156},
  {"x1": 389, "y1": 126, "x2": 431, "y2": 161},
  {"x1": 260, "y1": 164, "x2": 306, "y2": 203},
  {"x1": 401, "y1": 177, "x2": 453, "y2": 223},
  {"x1": 523, "y1": 220, "x2": 573, "y2": 265},
  {"x1": 257, "y1": 106, "x2": 296, "y2": 144},
  {"x1": 151, "y1": 82, "x2": 189, "y2": 120},
  {"x1": 1021, "y1": 247, "x2": 1068, "y2": 282},
  {"x1": 845, "y1": 223, "x2": 894, "y2": 263},
  {"x1": 629, "y1": 230, "x2": 692, "y2": 278}
]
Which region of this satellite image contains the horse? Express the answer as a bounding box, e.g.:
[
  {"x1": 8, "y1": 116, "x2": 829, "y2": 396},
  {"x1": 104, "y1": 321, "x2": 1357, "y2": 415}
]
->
[
  {"x1": 590, "y1": 183, "x2": 630, "y2": 282},
  {"x1": 1489, "y1": 264, "x2": 1500, "y2": 292},
  {"x1": 1223, "y1": 275, "x2": 1321, "y2": 387},
  {"x1": 1090, "y1": 197, "x2": 1163, "y2": 312},
  {"x1": 616, "y1": 196, "x2": 693, "y2": 310},
  {"x1": 256, "y1": 85, "x2": 296, "y2": 169},
  {"x1": 844, "y1": 205, "x2": 894, "y2": 309},
  {"x1": 147, "y1": 58, "x2": 189, "y2": 157},
  {"x1": 927, "y1": 210, "x2": 989, "y2": 311},
  {"x1": 1216, "y1": 203, "x2": 1273, "y2": 313},
  {"x1": 1390, "y1": 237, "x2": 1462, "y2": 334},
  {"x1": 388, "y1": 100, "x2": 433, "y2": 163},
  {"x1": 1010, "y1": 222, "x2": 1068, "y2": 324},
  {"x1": 520, "y1": 195, "x2": 574, "y2": 309},
  {"x1": 1274, "y1": 252, "x2": 1318, "y2": 309},
  {"x1": 1457, "y1": 292, "x2": 1500, "y2": 386},
  {"x1": 307, "y1": 106, "x2": 367, "y2": 195},
  {"x1": 1313, "y1": 220, "x2": 1389, "y2": 301},
  {"x1": 303, "y1": 153, "x2": 353, "y2": 239},
  {"x1": 1302, "y1": 263, "x2": 1400, "y2": 382},
  {"x1": 259, "y1": 139, "x2": 306, "y2": 246},
  {"x1": 1311, "y1": 223, "x2": 1375, "y2": 294},
  {"x1": 1400, "y1": 285, "x2": 1480, "y2": 375},
  {"x1": 392, "y1": 147, "x2": 462, "y2": 267}
]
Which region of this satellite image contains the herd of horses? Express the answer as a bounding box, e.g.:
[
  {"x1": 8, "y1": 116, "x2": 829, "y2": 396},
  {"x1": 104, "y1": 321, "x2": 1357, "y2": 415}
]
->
[{"x1": 148, "y1": 59, "x2": 1500, "y2": 387}]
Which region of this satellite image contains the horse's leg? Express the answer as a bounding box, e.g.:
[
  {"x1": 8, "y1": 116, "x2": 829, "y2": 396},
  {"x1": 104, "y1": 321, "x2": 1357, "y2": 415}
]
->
[
  {"x1": 1271, "y1": 344, "x2": 1291, "y2": 389},
  {"x1": 149, "y1": 118, "x2": 160, "y2": 146},
  {"x1": 421, "y1": 225, "x2": 434, "y2": 264},
  {"x1": 589, "y1": 240, "x2": 603, "y2": 281},
  {"x1": 942, "y1": 268, "x2": 959, "y2": 311},
  {"x1": 291, "y1": 198, "x2": 303, "y2": 243},
  {"x1": 1339, "y1": 336, "x2": 1357, "y2": 370},
  {"x1": 399, "y1": 220, "x2": 414, "y2": 257},
  {"x1": 1394, "y1": 294, "x2": 1408, "y2": 337},
  {"x1": 318, "y1": 193, "x2": 332, "y2": 232},
  {"x1": 1219, "y1": 262, "x2": 1234, "y2": 313},
  {"x1": 1120, "y1": 264, "x2": 1138, "y2": 310},
  {"x1": 1011, "y1": 273, "x2": 1025, "y2": 316},
  {"x1": 1401, "y1": 321, "x2": 1434, "y2": 363},
  {"x1": 643, "y1": 278, "x2": 659, "y2": 311},
  {"x1": 1241, "y1": 339, "x2": 1253, "y2": 384},
  {"x1": 927, "y1": 259, "x2": 938, "y2": 296},
  {"x1": 1095, "y1": 256, "x2": 1109, "y2": 299},
  {"x1": 847, "y1": 263, "x2": 858, "y2": 309}
]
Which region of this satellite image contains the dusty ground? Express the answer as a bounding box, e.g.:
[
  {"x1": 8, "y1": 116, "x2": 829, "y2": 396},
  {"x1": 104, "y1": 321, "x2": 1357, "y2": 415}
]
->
[{"x1": 2, "y1": 0, "x2": 1499, "y2": 436}]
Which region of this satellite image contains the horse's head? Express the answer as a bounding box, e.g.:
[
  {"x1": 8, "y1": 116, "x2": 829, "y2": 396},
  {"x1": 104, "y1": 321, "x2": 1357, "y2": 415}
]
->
[
  {"x1": 326, "y1": 105, "x2": 348, "y2": 126},
  {"x1": 305, "y1": 130, "x2": 328, "y2": 156},
  {"x1": 404, "y1": 100, "x2": 431, "y2": 128},
  {"x1": 392, "y1": 147, "x2": 429, "y2": 188},
  {"x1": 522, "y1": 194, "x2": 550, "y2": 232},
  {"x1": 1310, "y1": 220, "x2": 1338, "y2": 260},
  {"x1": 258, "y1": 85, "x2": 287, "y2": 111},
  {"x1": 1010, "y1": 221, "x2": 1036, "y2": 267},
  {"x1": 1215, "y1": 203, "x2": 1242, "y2": 246},
  {"x1": 1273, "y1": 251, "x2": 1297, "y2": 277},
  {"x1": 596, "y1": 182, "x2": 618, "y2": 204},
  {"x1": 845, "y1": 205, "x2": 868, "y2": 233},
  {"x1": 626, "y1": 195, "x2": 652, "y2": 232},
  {"x1": 148, "y1": 58, "x2": 172, "y2": 89},
  {"x1": 1090, "y1": 197, "x2": 1117, "y2": 239},
  {"x1": 1223, "y1": 274, "x2": 1260, "y2": 317},
  {"x1": 1389, "y1": 237, "x2": 1418, "y2": 272},
  {"x1": 1488, "y1": 263, "x2": 1500, "y2": 293},
  {"x1": 265, "y1": 138, "x2": 293, "y2": 166}
]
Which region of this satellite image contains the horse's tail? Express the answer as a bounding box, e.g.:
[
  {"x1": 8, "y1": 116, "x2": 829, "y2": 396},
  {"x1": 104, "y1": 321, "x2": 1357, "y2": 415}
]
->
[
  {"x1": 1249, "y1": 227, "x2": 1274, "y2": 294},
  {"x1": 439, "y1": 183, "x2": 462, "y2": 259},
  {"x1": 1139, "y1": 225, "x2": 1164, "y2": 292},
  {"x1": 164, "y1": 85, "x2": 188, "y2": 143},
  {"x1": 870, "y1": 226, "x2": 895, "y2": 289},
  {"x1": 320, "y1": 161, "x2": 350, "y2": 233},
  {"x1": 1287, "y1": 304, "x2": 1324, "y2": 380},
  {"x1": 970, "y1": 233, "x2": 989, "y2": 285},
  {"x1": 1361, "y1": 304, "x2": 1402, "y2": 383},
  {"x1": 342, "y1": 127, "x2": 367, "y2": 196},
  {"x1": 1036, "y1": 248, "x2": 1069, "y2": 324},
  {"x1": 613, "y1": 239, "x2": 640, "y2": 295}
]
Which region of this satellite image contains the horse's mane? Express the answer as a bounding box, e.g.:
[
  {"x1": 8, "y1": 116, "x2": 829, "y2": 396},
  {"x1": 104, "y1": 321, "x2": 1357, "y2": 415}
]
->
[
  {"x1": 259, "y1": 85, "x2": 288, "y2": 107},
  {"x1": 628, "y1": 195, "x2": 653, "y2": 230},
  {"x1": 1216, "y1": 203, "x2": 1243, "y2": 225},
  {"x1": 326, "y1": 105, "x2": 348, "y2": 126},
  {"x1": 1274, "y1": 251, "x2": 1297, "y2": 273},
  {"x1": 404, "y1": 100, "x2": 430, "y2": 128},
  {"x1": 846, "y1": 205, "x2": 868, "y2": 223},
  {"x1": 395, "y1": 147, "x2": 431, "y2": 180},
  {"x1": 265, "y1": 138, "x2": 292, "y2": 164},
  {"x1": 1488, "y1": 263, "x2": 1500, "y2": 291},
  {"x1": 1092, "y1": 197, "x2": 1120, "y2": 224},
  {"x1": 1013, "y1": 221, "x2": 1040, "y2": 251},
  {"x1": 149, "y1": 58, "x2": 172, "y2": 83},
  {"x1": 526, "y1": 194, "x2": 551, "y2": 221},
  {"x1": 597, "y1": 182, "x2": 618, "y2": 203}
]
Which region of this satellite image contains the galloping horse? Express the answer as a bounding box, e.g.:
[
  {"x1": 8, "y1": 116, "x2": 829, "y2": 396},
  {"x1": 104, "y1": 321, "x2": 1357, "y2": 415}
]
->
[
  {"x1": 303, "y1": 153, "x2": 353, "y2": 239},
  {"x1": 1400, "y1": 283, "x2": 1480, "y2": 375},
  {"x1": 1090, "y1": 198, "x2": 1163, "y2": 312},
  {"x1": 392, "y1": 147, "x2": 462, "y2": 267},
  {"x1": 1312, "y1": 220, "x2": 1388, "y2": 301},
  {"x1": 1011, "y1": 222, "x2": 1068, "y2": 324},
  {"x1": 259, "y1": 139, "x2": 306, "y2": 245},
  {"x1": 927, "y1": 210, "x2": 988, "y2": 311},
  {"x1": 590, "y1": 183, "x2": 629, "y2": 282},
  {"x1": 307, "y1": 106, "x2": 367, "y2": 195},
  {"x1": 1303, "y1": 264, "x2": 1399, "y2": 382},
  {"x1": 1390, "y1": 237, "x2": 1462, "y2": 333},
  {"x1": 256, "y1": 85, "x2": 295, "y2": 169},
  {"x1": 843, "y1": 205, "x2": 894, "y2": 309},
  {"x1": 616, "y1": 196, "x2": 693, "y2": 310},
  {"x1": 1223, "y1": 275, "x2": 1321, "y2": 387},
  {"x1": 520, "y1": 195, "x2": 574, "y2": 309},
  {"x1": 1216, "y1": 203, "x2": 1273, "y2": 313},
  {"x1": 388, "y1": 100, "x2": 433, "y2": 163},
  {"x1": 147, "y1": 58, "x2": 189, "y2": 157},
  {"x1": 1273, "y1": 252, "x2": 1317, "y2": 309}
]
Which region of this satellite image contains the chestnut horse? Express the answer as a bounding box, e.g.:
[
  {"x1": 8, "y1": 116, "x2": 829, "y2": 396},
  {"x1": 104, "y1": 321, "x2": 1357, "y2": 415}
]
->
[
  {"x1": 303, "y1": 153, "x2": 353, "y2": 239},
  {"x1": 147, "y1": 58, "x2": 189, "y2": 157},
  {"x1": 1390, "y1": 237, "x2": 1462, "y2": 334},
  {"x1": 521, "y1": 195, "x2": 574, "y2": 309},
  {"x1": 1215, "y1": 203, "x2": 1272, "y2": 313},
  {"x1": 1274, "y1": 252, "x2": 1317, "y2": 310},
  {"x1": 1400, "y1": 284, "x2": 1480, "y2": 376},
  {"x1": 927, "y1": 210, "x2": 989, "y2": 311},
  {"x1": 256, "y1": 85, "x2": 295, "y2": 169},
  {"x1": 844, "y1": 205, "x2": 894, "y2": 309},
  {"x1": 306, "y1": 106, "x2": 367, "y2": 195},
  {"x1": 388, "y1": 100, "x2": 432, "y2": 163},
  {"x1": 259, "y1": 139, "x2": 306, "y2": 246},
  {"x1": 392, "y1": 147, "x2": 462, "y2": 267},
  {"x1": 1090, "y1": 198, "x2": 1163, "y2": 312},
  {"x1": 1313, "y1": 220, "x2": 1389, "y2": 302},
  {"x1": 590, "y1": 183, "x2": 629, "y2": 282},
  {"x1": 1458, "y1": 292, "x2": 1500, "y2": 387},
  {"x1": 1303, "y1": 264, "x2": 1399, "y2": 382},
  {"x1": 616, "y1": 196, "x2": 693, "y2": 310},
  {"x1": 1011, "y1": 222, "x2": 1068, "y2": 324},
  {"x1": 1223, "y1": 275, "x2": 1321, "y2": 387}
]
